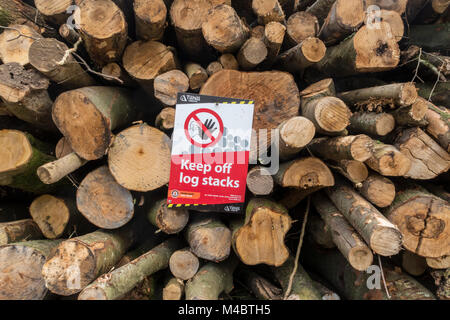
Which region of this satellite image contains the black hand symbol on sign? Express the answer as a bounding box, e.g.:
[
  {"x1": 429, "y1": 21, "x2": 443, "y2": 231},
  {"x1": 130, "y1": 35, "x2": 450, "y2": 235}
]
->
[{"x1": 201, "y1": 119, "x2": 217, "y2": 140}]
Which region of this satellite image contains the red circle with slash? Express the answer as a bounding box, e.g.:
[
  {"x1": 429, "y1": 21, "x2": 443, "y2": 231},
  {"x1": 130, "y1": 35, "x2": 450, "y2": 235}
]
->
[{"x1": 184, "y1": 108, "x2": 224, "y2": 148}]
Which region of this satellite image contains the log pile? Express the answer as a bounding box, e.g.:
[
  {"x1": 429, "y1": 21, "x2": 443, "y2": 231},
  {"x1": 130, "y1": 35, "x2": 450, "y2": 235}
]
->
[{"x1": 0, "y1": 0, "x2": 449, "y2": 300}]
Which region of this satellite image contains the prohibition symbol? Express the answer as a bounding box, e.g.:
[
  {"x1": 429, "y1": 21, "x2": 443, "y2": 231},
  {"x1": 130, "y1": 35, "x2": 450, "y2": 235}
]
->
[{"x1": 184, "y1": 108, "x2": 224, "y2": 148}]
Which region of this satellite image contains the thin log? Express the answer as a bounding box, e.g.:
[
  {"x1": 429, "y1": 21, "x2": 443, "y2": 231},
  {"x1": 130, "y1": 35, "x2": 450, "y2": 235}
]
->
[
  {"x1": 252, "y1": 0, "x2": 285, "y2": 25},
  {"x1": 238, "y1": 268, "x2": 282, "y2": 300},
  {"x1": 163, "y1": 277, "x2": 184, "y2": 300},
  {"x1": 329, "y1": 159, "x2": 369, "y2": 184},
  {"x1": 134, "y1": 0, "x2": 167, "y2": 41},
  {"x1": 423, "y1": 99, "x2": 450, "y2": 152},
  {"x1": 357, "y1": 173, "x2": 395, "y2": 208},
  {"x1": 263, "y1": 21, "x2": 286, "y2": 64},
  {"x1": 184, "y1": 62, "x2": 208, "y2": 91},
  {"x1": 59, "y1": 23, "x2": 80, "y2": 44},
  {"x1": 218, "y1": 53, "x2": 239, "y2": 70},
  {"x1": 306, "y1": 214, "x2": 335, "y2": 249},
  {"x1": 306, "y1": 0, "x2": 337, "y2": 25},
  {"x1": 277, "y1": 116, "x2": 316, "y2": 160},
  {"x1": 365, "y1": 142, "x2": 412, "y2": 176},
  {"x1": 349, "y1": 112, "x2": 395, "y2": 137},
  {"x1": 308, "y1": 135, "x2": 374, "y2": 162},
  {"x1": 286, "y1": 11, "x2": 319, "y2": 47},
  {"x1": 155, "y1": 107, "x2": 176, "y2": 131},
  {"x1": 37, "y1": 152, "x2": 88, "y2": 184},
  {"x1": 169, "y1": 248, "x2": 200, "y2": 280},
  {"x1": 206, "y1": 61, "x2": 224, "y2": 76},
  {"x1": 147, "y1": 198, "x2": 189, "y2": 234},
  {"x1": 276, "y1": 37, "x2": 326, "y2": 73},
  {"x1": 0, "y1": 219, "x2": 42, "y2": 245},
  {"x1": 246, "y1": 166, "x2": 275, "y2": 196},
  {"x1": 154, "y1": 70, "x2": 189, "y2": 106},
  {"x1": 237, "y1": 37, "x2": 268, "y2": 70},
  {"x1": 101, "y1": 63, "x2": 138, "y2": 87}
]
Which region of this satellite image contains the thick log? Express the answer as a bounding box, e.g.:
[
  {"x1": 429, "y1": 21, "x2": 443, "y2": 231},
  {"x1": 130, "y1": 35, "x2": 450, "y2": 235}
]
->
[
  {"x1": 263, "y1": 21, "x2": 286, "y2": 64},
  {"x1": 147, "y1": 198, "x2": 189, "y2": 234},
  {"x1": 313, "y1": 22, "x2": 400, "y2": 76},
  {"x1": 365, "y1": 143, "x2": 412, "y2": 176},
  {"x1": 163, "y1": 277, "x2": 184, "y2": 300},
  {"x1": 155, "y1": 107, "x2": 176, "y2": 131},
  {"x1": 424, "y1": 99, "x2": 450, "y2": 152},
  {"x1": 246, "y1": 166, "x2": 275, "y2": 196},
  {"x1": 406, "y1": 23, "x2": 450, "y2": 51},
  {"x1": 303, "y1": 245, "x2": 435, "y2": 300},
  {"x1": 274, "y1": 256, "x2": 322, "y2": 300},
  {"x1": 238, "y1": 268, "x2": 282, "y2": 300},
  {"x1": 329, "y1": 159, "x2": 368, "y2": 184},
  {"x1": 154, "y1": 70, "x2": 189, "y2": 106},
  {"x1": 277, "y1": 116, "x2": 315, "y2": 160},
  {"x1": 349, "y1": 112, "x2": 395, "y2": 137},
  {"x1": 308, "y1": 135, "x2": 374, "y2": 162},
  {"x1": 286, "y1": 11, "x2": 319, "y2": 47},
  {"x1": 184, "y1": 62, "x2": 208, "y2": 91},
  {"x1": 76, "y1": 166, "x2": 134, "y2": 229},
  {"x1": 394, "y1": 127, "x2": 450, "y2": 180},
  {"x1": 75, "y1": 0, "x2": 127, "y2": 67},
  {"x1": 30, "y1": 194, "x2": 89, "y2": 239},
  {"x1": 34, "y1": 0, "x2": 72, "y2": 25},
  {"x1": 123, "y1": 40, "x2": 177, "y2": 94},
  {"x1": 0, "y1": 24, "x2": 41, "y2": 66},
  {"x1": 0, "y1": 219, "x2": 42, "y2": 245},
  {"x1": 0, "y1": 130, "x2": 62, "y2": 194},
  {"x1": 185, "y1": 256, "x2": 238, "y2": 300},
  {"x1": 338, "y1": 83, "x2": 418, "y2": 108},
  {"x1": 202, "y1": 4, "x2": 249, "y2": 53},
  {"x1": 427, "y1": 255, "x2": 450, "y2": 269},
  {"x1": 319, "y1": 0, "x2": 365, "y2": 45},
  {"x1": 357, "y1": 173, "x2": 395, "y2": 208},
  {"x1": 237, "y1": 37, "x2": 268, "y2": 70},
  {"x1": 306, "y1": 0, "x2": 337, "y2": 25},
  {"x1": 326, "y1": 180, "x2": 403, "y2": 256},
  {"x1": 134, "y1": 0, "x2": 167, "y2": 41},
  {"x1": 42, "y1": 223, "x2": 141, "y2": 296},
  {"x1": 301, "y1": 96, "x2": 350, "y2": 135},
  {"x1": 384, "y1": 185, "x2": 450, "y2": 258},
  {"x1": 219, "y1": 53, "x2": 239, "y2": 70},
  {"x1": 169, "y1": 248, "x2": 200, "y2": 280},
  {"x1": 101, "y1": 63, "x2": 138, "y2": 87},
  {"x1": 29, "y1": 38, "x2": 96, "y2": 89},
  {"x1": 185, "y1": 215, "x2": 231, "y2": 262},
  {"x1": 312, "y1": 193, "x2": 373, "y2": 271},
  {"x1": 0, "y1": 239, "x2": 62, "y2": 300},
  {"x1": 53, "y1": 86, "x2": 135, "y2": 160},
  {"x1": 108, "y1": 124, "x2": 171, "y2": 192},
  {"x1": 78, "y1": 238, "x2": 182, "y2": 300},
  {"x1": 230, "y1": 198, "x2": 291, "y2": 266},
  {"x1": 37, "y1": 152, "x2": 88, "y2": 184},
  {"x1": 206, "y1": 61, "x2": 224, "y2": 76},
  {"x1": 0, "y1": 63, "x2": 54, "y2": 131},
  {"x1": 276, "y1": 37, "x2": 326, "y2": 73},
  {"x1": 252, "y1": 0, "x2": 285, "y2": 25}
]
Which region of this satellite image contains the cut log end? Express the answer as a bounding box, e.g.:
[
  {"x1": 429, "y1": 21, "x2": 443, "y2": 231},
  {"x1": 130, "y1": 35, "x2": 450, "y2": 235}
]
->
[
  {"x1": 169, "y1": 249, "x2": 200, "y2": 280},
  {"x1": 30, "y1": 194, "x2": 70, "y2": 239},
  {"x1": 339, "y1": 160, "x2": 369, "y2": 183},
  {"x1": 359, "y1": 174, "x2": 396, "y2": 208},
  {"x1": 370, "y1": 226, "x2": 403, "y2": 256},
  {"x1": 286, "y1": 11, "x2": 319, "y2": 46},
  {"x1": 246, "y1": 166, "x2": 274, "y2": 196},
  {"x1": 301, "y1": 37, "x2": 327, "y2": 63},
  {"x1": 0, "y1": 130, "x2": 32, "y2": 175},
  {"x1": 348, "y1": 247, "x2": 374, "y2": 271},
  {"x1": 154, "y1": 70, "x2": 189, "y2": 106},
  {"x1": 280, "y1": 116, "x2": 316, "y2": 150},
  {"x1": 310, "y1": 97, "x2": 351, "y2": 133}
]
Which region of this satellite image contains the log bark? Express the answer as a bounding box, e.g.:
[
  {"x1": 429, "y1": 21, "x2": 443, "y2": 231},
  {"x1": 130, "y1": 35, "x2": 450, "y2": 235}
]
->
[
  {"x1": 375, "y1": 9, "x2": 404, "y2": 42},
  {"x1": 147, "y1": 198, "x2": 189, "y2": 234},
  {"x1": 301, "y1": 96, "x2": 351, "y2": 135},
  {"x1": 423, "y1": 99, "x2": 450, "y2": 152},
  {"x1": 122, "y1": 40, "x2": 178, "y2": 94},
  {"x1": 306, "y1": 0, "x2": 337, "y2": 25},
  {"x1": 78, "y1": 238, "x2": 182, "y2": 300},
  {"x1": 134, "y1": 0, "x2": 167, "y2": 41},
  {"x1": 75, "y1": 0, "x2": 128, "y2": 67},
  {"x1": 431, "y1": 268, "x2": 450, "y2": 300},
  {"x1": 238, "y1": 268, "x2": 282, "y2": 300},
  {"x1": 394, "y1": 127, "x2": 450, "y2": 180},
  {"x1": 274, "y1": 157, "x2": 334, "y2": 189},
  {"x1": 76, "y1": 166, "x2": 134, "y2": 229},
  {"x1": 184, "y1": 62, "x2": 208, "y2": 91},
  {"x1": 237, "y1": 37, "x2": 268, "y2": 70},
  {"x1": 0, "y1": 239, "x2": 62, "y2": 300},
  {"x1": 108, "y1": 123, "x2": 171, "y2": 192},
  {"x1": 0, "y1": 129, "x2": 63, "y2": 194},
  {"x1": 230, "y1": 198, "x2": 291, "y2": 266},
  {"x1": 417, "y1": 81, "x2": 450, "y2": 107},
  {"x1": 306, "y1": 214, "x2": 335, "y2": 249},
  {"x1": 427, "y1": 255, "x2": 450, "y2": 269},
  {"x1": 338, "y1": 83, "x2": 418, "y2": 108},
  {"x1": 303, "y1": 245, "x2": 435, "y2": 300},
  {"x1": 390, "y1": 100, "x2": 428, "y2": 128},
  {"x1": 274, "y1": 255, "x2": 322, "y2": 300},
  {"x1": 384, "y1": 185, "x2": 450, "y2": 258},
  {"x1": 101, "y1": 63, "x2": 138, "y2": 87},
  {"x1": 185, "y1": 215, "x2": 232, "y2": 262},
  {"x1": 42, "y1": 224, "x2": 141, "y2": 296},
  {"x1": 246, "y1": 166, "x2": 275, "y2": 196},
  {"x1": 277, "y1": 116, "x2": 316, "y2": 160},
  {"x1": 312, "y1": 193, "x2": 373, "y2": 271},
  {"x1": 319, "y1": 0, "x2": 365, "y2": 46},
  {"x1": 206, "y1": 61, "x2": 224, "y2": 76},
  {"x1": 154, "y1": 70, "x2": 189, "y2": 106},
  {"x1": 34, "y1": 0, "x2": 72, "y2": 25},
  {"x1": 357, "y1": 173, "x2": 395, "y2": 208},
  {"x1": 202, "y1": 4, "x2": 249, "y2": 53},
  {"x1": 263, "y1": 21, "x2": 285, "y2": 65},
  {"x1": 219, "y1": 53, "x2": 239, "y2": 70},
  {"x1": 30, "y1": 194, "x2": 90, "y2": 239},
  {"x1": 299, "y1": 78, "x2": 336, "y2": 104},
  {"x1": 276, "y1": 37, "x2": 326, "y2": 73},
  {"x1": 37, "y1": 152, "x2": 88, "y2": 184},
  {"x1": 0, "y1": 0, "x2": 46, "y2": 27},
  {"x1": 29, "y1": 38, "x2": 96, "y2": 90},
  {"x1": 406, "y1": 23, "x2": 450, "y2": 51},
  {"x1": 325, "y1": 179, "x2": 403, "y2": 256},
  {"x1": 252, "y1": 0, "x2": 285, "y2": 25},
  {"x1": 413, "y1": 0, "x2": 450, "y2": 24},
  {"x1": 155, "y1": 107, "x2": 176, "y2": 131},
  {"x1": 286, "y1": 11, "x2": 319, "y2": 47},
  {"x1": 365, "y1": 142, "x2": 412, "y2": 176},
  {"x1": 308, "y1": 135, "x2": 374, "y2": 162},
  {"x1": 169, "y1": 248, "x2": 200, "y2": 280},
  {"x1": 0, "y1": 63, "x2": 55, "y2": 131},
  {"x1": 185, "y1": 256, "x2": 238, "y2": 300},
  {"x1": 53, "y1": 86, "x2": 135, "y2": 160},
  {"x1": 312, "y1": 22, "x2": 400, "y2": 76},
  {"x1": 329, "y1": 159, "x2": 369, "y2": 184},
  {"x1": 0, "y1": 219, "x2": 42, "y2": 245},
  {"x1": 0, "y1": 24, "x2": 41, "y2": 66},
  {"x1": 163, "y1": 277, "x2": 184, "y2": 300},
  {"x1": 349, "y1": 112, "x2": 395, "y2": 137}
]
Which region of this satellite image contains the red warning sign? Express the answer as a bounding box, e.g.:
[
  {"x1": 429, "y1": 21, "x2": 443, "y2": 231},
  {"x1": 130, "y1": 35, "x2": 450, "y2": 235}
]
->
[{"x1": 168, "y1": 93, "x2": 254, "y2": 213}]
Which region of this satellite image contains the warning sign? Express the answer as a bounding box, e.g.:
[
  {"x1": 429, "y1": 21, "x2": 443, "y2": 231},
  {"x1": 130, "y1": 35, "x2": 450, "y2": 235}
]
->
[{"x1": 168, "y1": 93, "x2": 254, "y2": 213}]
